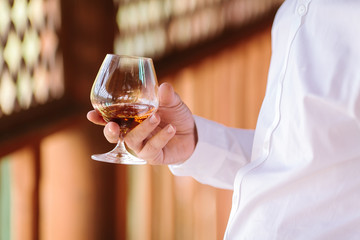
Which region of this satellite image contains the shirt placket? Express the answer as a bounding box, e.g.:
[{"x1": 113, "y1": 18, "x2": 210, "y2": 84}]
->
[{"x1": 224, "y1": 0, "x2": 311, "y2": 239}]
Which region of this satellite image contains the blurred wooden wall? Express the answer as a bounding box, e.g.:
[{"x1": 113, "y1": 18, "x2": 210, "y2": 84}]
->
[
  {"x1": 0, "y1": 0, "x2": 272, "y2": 238},
  {"x1": 0, "y1": 0, "x2": 121, "y2": 239},
  {"x1": 124, "y1": 24, "x2": 272, "y2": 240}
]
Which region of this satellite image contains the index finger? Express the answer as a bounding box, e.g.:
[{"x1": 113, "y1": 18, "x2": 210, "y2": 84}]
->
[{"x1": 87, "y1": 110, "x2": 107, "y2": 126}]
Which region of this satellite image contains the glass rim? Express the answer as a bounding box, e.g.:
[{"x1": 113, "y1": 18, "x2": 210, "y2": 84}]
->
[{"x1": 105, "y1": 53, "x2": 153, "y2": 61}]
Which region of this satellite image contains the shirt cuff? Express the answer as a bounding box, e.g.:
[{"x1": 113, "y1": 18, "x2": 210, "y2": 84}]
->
[{"x1": 168, "y1": 115, "x2": 228, "y2": 179}]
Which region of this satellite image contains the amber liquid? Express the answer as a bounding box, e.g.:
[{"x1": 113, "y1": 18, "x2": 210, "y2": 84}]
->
[{"x1": 95, "y1": 103, "x2": 156, "y2": 135}]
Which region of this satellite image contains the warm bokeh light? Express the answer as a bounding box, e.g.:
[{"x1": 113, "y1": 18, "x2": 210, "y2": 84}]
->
[
  {"x1": 113, "y1": 0, "x2": 283, "y2": 59},
  {"x1": 0, "y1": 0, "x2": 63, "y2": 116}
]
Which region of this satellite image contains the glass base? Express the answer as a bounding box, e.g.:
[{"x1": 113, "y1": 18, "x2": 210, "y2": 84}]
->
[
  {"x1": 91, "y1": 152, "x2": 147, "y2": 165},
  {"x1": 91, "y1": 141, "x2": 147, "y2": 165},
  {"x1": 91, "y1": 140, "x2": 147, "y2": 165}
]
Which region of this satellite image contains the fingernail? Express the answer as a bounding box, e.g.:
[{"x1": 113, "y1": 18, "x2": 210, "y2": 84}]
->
[
  {"x1": 150, "y1": 114, "x2": 159, "y2": 124},
  {"x1": 108, "y1": 124, "x2": 117, "y2": 135},
  {"x1": 167, "y1": 124, "x2": 175, "y2": 134}
]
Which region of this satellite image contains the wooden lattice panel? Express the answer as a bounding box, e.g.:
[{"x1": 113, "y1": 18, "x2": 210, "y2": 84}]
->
[
  {"x1": 113, "y1": 0, "x2": 283, "y2": 59},
  {"x1": 0, "y1": 0, "x2": 63, "y2": 117}
]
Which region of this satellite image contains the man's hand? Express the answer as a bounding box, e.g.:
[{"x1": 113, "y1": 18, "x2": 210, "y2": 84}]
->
[{"x1": 87, "y1": 82, "x2": 197, "y2": 165}]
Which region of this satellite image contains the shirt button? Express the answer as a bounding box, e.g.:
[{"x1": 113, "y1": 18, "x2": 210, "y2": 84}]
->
[
  {"x1": 297, "y1": 4, "x2": 307, "y2": 16},
  {"x1": 233, "y1": 192, "x2": 239, "y2": 204}
]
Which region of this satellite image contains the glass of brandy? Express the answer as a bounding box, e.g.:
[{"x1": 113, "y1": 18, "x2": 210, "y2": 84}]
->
[{"x1": 90, "y1": 54, "x2": 159, "y2": 164}]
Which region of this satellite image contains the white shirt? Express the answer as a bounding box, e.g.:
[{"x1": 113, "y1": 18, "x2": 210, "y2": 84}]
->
[{"x1": 170, "y1": 0, "x2": 360, "y2": 239}]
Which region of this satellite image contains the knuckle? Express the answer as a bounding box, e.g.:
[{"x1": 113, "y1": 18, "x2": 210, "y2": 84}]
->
[
  {"x1": 139, "y1": 149, "x2": 163, "y2": 165},
  {"x1": 139, "y1": 141, "x2": 160, "y2": 157},
  {"x1": 143, "y1": 141, "x2": 159, "y2": 154},
  {"x1": 124, "y1": 132, "x2": 150, "y2": 154},
  {"x1": 124, "y1": 135, "x2": 137, "y2": 150}
]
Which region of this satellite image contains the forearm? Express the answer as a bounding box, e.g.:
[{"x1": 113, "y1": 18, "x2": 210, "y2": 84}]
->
[{"x1": 169, "y1": 115, "x2": 254, "y2": 190}]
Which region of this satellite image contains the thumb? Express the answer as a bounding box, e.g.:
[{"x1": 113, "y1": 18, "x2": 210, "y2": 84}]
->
[{"x1": 159, "y1": 82, "x2": 181, "y2": 108}]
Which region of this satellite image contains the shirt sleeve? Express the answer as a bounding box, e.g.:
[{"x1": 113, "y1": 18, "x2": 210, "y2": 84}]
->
[{"x1": 169, "y1": 115, "x2": 254, "y2": 190}]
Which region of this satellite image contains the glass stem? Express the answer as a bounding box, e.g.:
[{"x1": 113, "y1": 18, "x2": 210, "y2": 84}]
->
[
  {"x1": 112, "y1": 137, "x2": 138, "y2": 158},
  {"x1": 111, "y1": 138, "x2": 127, "y2": 157}
]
